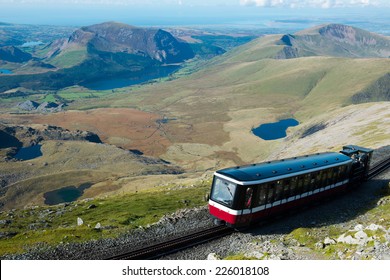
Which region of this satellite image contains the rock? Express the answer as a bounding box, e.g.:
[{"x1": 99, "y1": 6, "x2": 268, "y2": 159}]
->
[
  {"x1": 355, "y1": 230, "x2": 368, "y2": 240},
  {"x1": 87, "y1": 204, "x2": 97, "y2": 209},
  {"x1": 377, "y1": 197, "x2": 390, "y2": 206},
  {"x1": 337, "y1": 234, "x2": 359, "y2": 245},
  {"x1": 315, "y1": 242, "x2": 325, "y2": 249},
  {"x1": 94, "y1": 223, "x2": 101, "y2": 230},
  {"x1": 207, "y1": 253, "x2": 220, "y2": 260},
  {"x1": 247, "y1": 251, "x2": 264, "y2": 259},
  {"x1": 16, "y1": 100, "x2": 39, "y2": 111},
  {"x1": 77, "y1": 217, "x2": 83, "y2": 226},
  {"x1": 0, "y1": 219, "x2": 12, "y2": 225},
  {"x1": 0, "y1": 231, "x2": 17, "y2": 238},
  {"x1": 324, "y1": 237, "x2": 336, "y2": 245},
  {"x1": 366, "y1": 224, "x2": 381, "y2": 231},
  {"x1": 354, "y1": 224, "x2": 364, "y2": 231},
  {"x1": 337, "y1": 251, "x2": 345, "y2": 260}
]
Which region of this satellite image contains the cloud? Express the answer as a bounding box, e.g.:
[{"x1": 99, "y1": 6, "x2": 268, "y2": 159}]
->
[{"x1": 239, "y1": 0, "x2": 388, "y2": 8}]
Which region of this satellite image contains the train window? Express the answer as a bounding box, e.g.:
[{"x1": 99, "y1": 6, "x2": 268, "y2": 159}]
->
[
  {"x1": 320, "y1": 169, "x2": 327, "y2": 187},
  {"x1": 326, "y1": 168, "x2": 333, "y2": 185},
  {"x1": 303, "y1": 173, "x2": 311, "y2": 192},
  {"x1": 267, "y1": 182, "x2": 276, "y2": 204},
  {"x1": 244, "y1": 188, "x2": 253, "y2": 209},
  {"x1": 331, "y1": 167, "x2": 338, "y2": 183},
  {"x1": 274, "y1": 180, "x2": 284, "y2": 201},
  {"x1": 339, "y1": 165, "x2": 346, "y2": 181},
  {"x1": 210, "y1": 177, "x2": 237, "y2": 207},
  {"x1": 257, "y1": 184, "x2": 268, "y2": 206},
  {"x1": 296, "y1": 176, "x2": 304, "y2": 194},
  {"x1": 310, "y1": 172, "x2": 318, "y2": 191},
  {"x1": 282, "y1": 179, "x2": 291, "y2": 199},
  {"x1": 290, "y1": 176, "x2": 298, "y2": 196},
  {"x1": 315, "y1": 172, "x2": 322, "y2": 189}
]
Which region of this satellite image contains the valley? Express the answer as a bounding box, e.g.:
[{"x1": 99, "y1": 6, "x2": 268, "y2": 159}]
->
[{"x1": 0, "y1": 21, "x2": 389, "y2": 258}]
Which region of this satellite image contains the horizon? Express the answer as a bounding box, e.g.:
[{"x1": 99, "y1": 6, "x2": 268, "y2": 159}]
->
[{"x1": 1, "y1": 0, "x2": 390, "y2": 34}]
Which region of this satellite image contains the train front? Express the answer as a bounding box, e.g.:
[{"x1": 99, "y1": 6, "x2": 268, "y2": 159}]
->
[{"x1": 208, "y1": 175, "x2": 240, "y2": 226}]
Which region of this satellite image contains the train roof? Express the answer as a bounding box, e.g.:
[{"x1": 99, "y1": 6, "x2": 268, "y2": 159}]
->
[{"x1": 215, "y1": 152, "x2": 352, "y2": 183}]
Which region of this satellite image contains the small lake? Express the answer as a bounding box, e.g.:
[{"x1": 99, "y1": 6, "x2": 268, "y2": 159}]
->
[
  {"x1": 44, "y1": 183, "x2": 93, "y2": 205},
  {"x1": 21, "y1": 41, "x2": 43, "y2": 47},
  {"x1": 252, "y1": 118, "x2": 299, "y2": 140},
  {"x1": 0, "y1": 69, "x2": 13, "y2": 74},
  {"x1": 81, "y1": 65, "x2": 179, "y2": 90},
  {"x1": 14, "y1": 145, "x2": 43, "y2": 160}
]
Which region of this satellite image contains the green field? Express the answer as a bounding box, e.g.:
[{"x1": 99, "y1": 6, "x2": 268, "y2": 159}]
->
[{"x1": 0, "y1": 180, "x2": 210, "y2": 255}]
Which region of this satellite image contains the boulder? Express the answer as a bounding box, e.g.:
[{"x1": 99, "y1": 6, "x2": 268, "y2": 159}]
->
[
  {"x1": 207, "y1": 253, "x2": 220, "y2": 260},
  {"x1": 354, "y1": 224, "x2": 364, "y2": 231},
  {"x1": 366, "y1": 224, "x2": 381, "y2": 231},
  {"x1": 324, "y1": 237, "x2": 337, "y2": 245},
  {"x1": 337, "y1": 234, "x2": 359, "y2": 245},
  {"x1": 355, "y1": 230, "x2": 368, "y2": 240},
  {"x1": 77, "y1": 217, "x2": 83, "y2": 226}
]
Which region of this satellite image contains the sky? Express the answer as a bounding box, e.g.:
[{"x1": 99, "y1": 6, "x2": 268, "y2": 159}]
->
[{"x1": 0, "y1": 0, "x2": 389, "y2": 30}]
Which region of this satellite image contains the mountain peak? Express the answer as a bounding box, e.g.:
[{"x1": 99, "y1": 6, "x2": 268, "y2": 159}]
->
[
  {"x1": 278, "y1": 23, "x2": 390, "y2": 58},
  {"x1": 62, "y1": 21, "x2": 194, "y2": 64}
]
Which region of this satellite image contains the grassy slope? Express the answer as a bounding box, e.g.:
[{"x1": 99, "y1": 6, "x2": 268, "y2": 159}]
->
[
  {"x1": 0, "y1": 180, "x2": 210, "y2": 256},
  {"x1": 74, "y1": 41, "x2": 389, "y2": 166},
  {"x1": 47, "y1": 48, "x2": 88, "y2": 68}
]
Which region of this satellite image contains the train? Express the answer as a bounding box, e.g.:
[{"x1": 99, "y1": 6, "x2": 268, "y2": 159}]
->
[{"x1": 208, "y1": 145, "x2": 373, "y2": 227}]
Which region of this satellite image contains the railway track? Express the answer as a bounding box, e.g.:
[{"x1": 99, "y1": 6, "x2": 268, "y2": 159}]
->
[
  {"x1": 107, "y1": 156, "x2": 390, "y2": 260},
  {"x1": 107, "y1": 225, "x2": 233, "y2": 260},
  {"x1": 367, "y1": 157, "x2": 390, "y2": 180}
]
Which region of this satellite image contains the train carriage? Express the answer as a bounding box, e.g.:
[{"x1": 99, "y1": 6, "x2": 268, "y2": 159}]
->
[{"x1": 209, "y1": 145, "x2": 372, "y2": 227}]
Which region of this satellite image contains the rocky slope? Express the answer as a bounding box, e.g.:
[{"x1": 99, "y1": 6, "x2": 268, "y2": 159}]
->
[
  {"x1": 0, "y1": 123, "x2": 101, "y2": 150},
  {"x1": 276, "y1": 23, "x2": 390, "y2": 59},
  {"x1": 47, "y1": 21, "x2": 194, "y2": 65}
]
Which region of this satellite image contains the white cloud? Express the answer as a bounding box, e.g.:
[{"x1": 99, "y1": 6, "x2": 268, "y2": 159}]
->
[{"x1": 239, "y1": 0, "x2": 388, "y2": 8}]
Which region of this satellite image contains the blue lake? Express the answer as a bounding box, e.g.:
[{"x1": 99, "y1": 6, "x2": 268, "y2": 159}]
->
[
  {"x1": 0, "y1": 69, "x2": 13, "y2": 74},
  {"x1": 21, "y1": 41, "x2": 43, "y2": 47},
  {"x1": 14, "y1": 145, "x2": 43, "y2": 160},
  {"x1": 44, "y1": 183, "x2": 93, "y2": 205},
  {"x1": 252, "y1": 118, "x2": 299, "y2": 140},
  {"x1": 81, "y1": 65, "x2": 179, "y2": 90}
]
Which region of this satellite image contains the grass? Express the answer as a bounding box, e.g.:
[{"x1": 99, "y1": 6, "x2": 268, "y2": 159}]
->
[
  {"x1": 224, "y1": 254, "x2": 260, "y2": 260},
  {"x1": 0, "y1": 180, "x2": 211, "y2": 256},
  {"x1": 47, "y1": 49, "x2": 88, "y2": 68}
]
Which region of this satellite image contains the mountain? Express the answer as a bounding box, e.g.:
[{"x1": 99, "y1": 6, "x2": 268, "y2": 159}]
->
[
  {"x1": 46, "y1": 21, "x2": 194, "y2": 67},
  {"x1": 0, "y1": 46, "x2": 32, "y2": 62},
  {"x1": 0, "y1": 22, "x2": 194, "y2": 92},
  {"x1": 279, "y1": 24, "x2": 390, "y2": 58},
  {"x1": 223, "y1": 24, "x2": 390, "y2": 62}
]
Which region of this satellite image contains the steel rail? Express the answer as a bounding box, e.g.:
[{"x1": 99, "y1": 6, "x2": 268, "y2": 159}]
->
[
  {"x1": 367, "y1": 157, "x2": 390, "y2": 180},
  {"x1": 106, "y1": 225, "x2": 233, "y2": 260}
]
